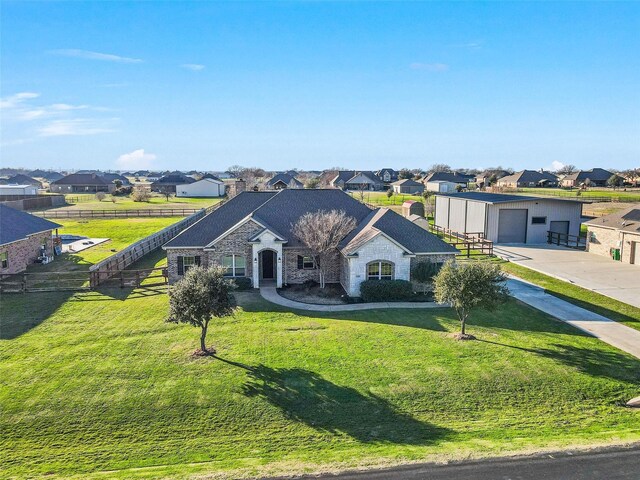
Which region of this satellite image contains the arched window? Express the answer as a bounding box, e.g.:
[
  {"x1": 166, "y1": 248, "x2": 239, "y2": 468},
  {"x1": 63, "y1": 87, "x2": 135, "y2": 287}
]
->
[
  {"x1": 222, "y1": 255, "x2": 246, "y2": 277},
  {"x1": 367, "y1": 261, "x2": 394, "y2": 280}
]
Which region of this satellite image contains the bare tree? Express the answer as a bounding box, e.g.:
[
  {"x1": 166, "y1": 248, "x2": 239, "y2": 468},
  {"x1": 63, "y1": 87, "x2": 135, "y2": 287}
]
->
[
  {"x1": 293, "y1": 210, "x2": 357, "y2": 288},
  {"x1": 428, "y1": 163, "x2": 452, "y2": 173},
  {"x1": 556, "y1": 164, "x2": 577, "y2": 176}
]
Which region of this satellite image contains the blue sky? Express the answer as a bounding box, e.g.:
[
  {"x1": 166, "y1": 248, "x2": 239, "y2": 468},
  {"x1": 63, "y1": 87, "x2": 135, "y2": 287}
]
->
[{"x1": 1, "y1": 1, "x2": 639, "y2": 172}]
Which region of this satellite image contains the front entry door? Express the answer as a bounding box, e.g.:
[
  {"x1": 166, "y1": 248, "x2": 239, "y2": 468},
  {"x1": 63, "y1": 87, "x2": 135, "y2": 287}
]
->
[{"x1": 262, "y1": 250, "x2": 275, "y2": 279}]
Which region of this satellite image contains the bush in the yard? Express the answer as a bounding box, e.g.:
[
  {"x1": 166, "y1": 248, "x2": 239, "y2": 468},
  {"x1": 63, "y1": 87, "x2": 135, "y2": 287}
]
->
[
  {"x1": 131, "y1": 187, "x2": 152, "y2": 202},
  {"x1": 412, "y1": 261, "x2": 443, "y2": 293},
  {"x1": 360, "y1": 279, "x2": 414, "y2": 302},
  {"x1": 231, "y1": 277, "x2": 252, "y2": 290},
  {"x1": 95, "y1": 192, "x2": 106, "y2": 201}
]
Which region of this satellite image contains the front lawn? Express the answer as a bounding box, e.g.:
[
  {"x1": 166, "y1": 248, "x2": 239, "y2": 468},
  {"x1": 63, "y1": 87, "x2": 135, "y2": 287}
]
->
[{"x1": 1, "y1": 280, "x2": 639, "y2": 479}]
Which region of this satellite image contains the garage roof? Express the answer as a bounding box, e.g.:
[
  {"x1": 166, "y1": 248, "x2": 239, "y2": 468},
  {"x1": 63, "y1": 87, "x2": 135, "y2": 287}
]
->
[{"x1": 437, "y1": 192, "x2": 584, "y2": 204}]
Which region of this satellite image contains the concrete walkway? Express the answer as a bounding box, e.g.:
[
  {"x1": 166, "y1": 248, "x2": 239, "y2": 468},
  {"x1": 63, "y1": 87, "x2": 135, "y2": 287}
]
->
[
  {"x1": 507, "y1": 277, "x2": 640, "y2": 359},
  {"x1": 259, "y1": 286, "x2": 446, "y2": 312},
  {"x1": 495, "y1": 244, "x2": 640, "y2": 308}
]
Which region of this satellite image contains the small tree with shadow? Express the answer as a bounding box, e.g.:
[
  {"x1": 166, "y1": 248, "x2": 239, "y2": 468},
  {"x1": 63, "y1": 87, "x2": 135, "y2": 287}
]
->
[
  {"x1": 433, "y1": 261, "x2": 509, "y2": 340},
  {"x1": 411, "y1": 261, "x2": 442, "y2": 294},
  {"x1": 293, "y1": 209, "x2": 356, "y2": 288},
  {"x1": 167, "y1": 266, "x2": 236, "y2": 355}
]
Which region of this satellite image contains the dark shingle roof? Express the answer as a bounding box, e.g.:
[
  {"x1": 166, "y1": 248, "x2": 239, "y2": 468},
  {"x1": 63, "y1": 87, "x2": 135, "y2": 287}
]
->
[
  {"x1": 340, "y1": 208, "x2": 457, "y2": 255},
  {"x1": 151, "y1": 174, "x2": 195, "y2": 185},
  {"x1": 165, "y1": 189, "x2": 456, "y2": 255},
  {"x1": 164, "y1": 192, "x2": 277, "y2": 247},
  {"x1": 52, "y1": 173, "x2": 109, "y2": 186},
  {"x1": 0, "y1": 205, "x2": 61, "y2": 246},
  {"x1": 5, "y1": 174, "x2": 42, "y2": 186},
  {"x1": 563, "y1": 168, "x2": 614, "y2": 182},
  {"x1": 266, "y1": 173, "x2": 303, "y2": 188},
  {"x1": 498, "y1": 170, "x2": 558, "y2": 184},
  {"x1": 437, "y1": 192, "x2": 583, "y2": 204},
  {"x1": 251, "y1": 189, "x2": 372, "y2": 247}
]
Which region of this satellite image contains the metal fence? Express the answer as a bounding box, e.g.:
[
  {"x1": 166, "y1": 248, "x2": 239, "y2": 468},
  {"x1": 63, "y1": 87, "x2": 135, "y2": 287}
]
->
[{"x1": 547, "y1": 231, "x2": 586, "y2": 249}]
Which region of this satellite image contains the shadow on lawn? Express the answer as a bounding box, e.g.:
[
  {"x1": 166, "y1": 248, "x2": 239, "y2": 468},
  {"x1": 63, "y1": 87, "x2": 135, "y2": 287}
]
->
[
  {"x1": 240, "y1": 363, "x2": 451, "y2": 444},
  {"x1": 479, "y1": 340, "x2": 640, "y2": 384},
  {"x1": 0, "y1": 290, "x2": 75, "y2": 340}
]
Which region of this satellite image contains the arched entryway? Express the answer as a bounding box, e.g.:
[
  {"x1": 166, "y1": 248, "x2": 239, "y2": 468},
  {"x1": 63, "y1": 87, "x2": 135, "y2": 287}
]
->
[{"x1": 259, "y1": 249, "x2": 277, "y2": 283}]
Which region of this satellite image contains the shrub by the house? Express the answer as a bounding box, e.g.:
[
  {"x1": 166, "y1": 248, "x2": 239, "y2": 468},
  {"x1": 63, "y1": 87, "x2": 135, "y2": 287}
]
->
[
  {"x1": 360, "y1": 279, "x2": 414, "y2": 302},
  {"x1": 231, "y1": 277, "x2": 252, "y2": 290}
]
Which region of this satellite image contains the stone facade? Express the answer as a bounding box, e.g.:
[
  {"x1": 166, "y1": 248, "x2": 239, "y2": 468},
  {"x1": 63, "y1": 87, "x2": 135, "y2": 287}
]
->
[
  {"x1": 0, "y1": 231, "x2": 54, "y2": 275},
  {"x1": 587, "y1": 225, "x2": 640, "y2": 264},
  {"x1": 344, "y1": 234, "x2": 411, "y2": 297},
  {"x1": 208, "y1": 220, "x2": 261, "y2": 280}
]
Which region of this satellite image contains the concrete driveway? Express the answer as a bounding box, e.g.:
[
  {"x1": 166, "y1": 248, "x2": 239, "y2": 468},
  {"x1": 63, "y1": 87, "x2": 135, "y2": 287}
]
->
[{"x1": 494, "y1": 244, "x2": 640, "y2": 308}]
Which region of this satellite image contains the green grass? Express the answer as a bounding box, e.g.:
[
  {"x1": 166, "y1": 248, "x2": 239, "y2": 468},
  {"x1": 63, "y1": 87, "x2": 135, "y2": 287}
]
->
[
  {"x1": 1, "y1": 271, "x2": 639, "y2": 479},
  {"x1": 517, "y1": 187, "x2": 640, "y2": 201},
  {"x1": 501, "y1": 262, "x2": 640, "y2": 332},
  {"x1": 348, "y1": 191, "x2": 427, "y2": 206},
  {"x1": 32, "y1": 217, "x2": 182, "y2": 272},
  {"x1": 51, "y1": 194, "x2": 223, "y2": 211}
]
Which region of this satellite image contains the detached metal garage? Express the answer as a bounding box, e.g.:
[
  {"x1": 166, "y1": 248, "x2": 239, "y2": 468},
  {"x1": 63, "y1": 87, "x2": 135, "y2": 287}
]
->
[{"x1": 434, "y1": 192, "x2": 583, "y2": 244}]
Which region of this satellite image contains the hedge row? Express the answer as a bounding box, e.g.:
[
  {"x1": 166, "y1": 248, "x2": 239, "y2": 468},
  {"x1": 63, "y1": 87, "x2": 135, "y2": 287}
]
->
[{"x1": 359, "y1": 279, "x2": 414, "y2": 302}]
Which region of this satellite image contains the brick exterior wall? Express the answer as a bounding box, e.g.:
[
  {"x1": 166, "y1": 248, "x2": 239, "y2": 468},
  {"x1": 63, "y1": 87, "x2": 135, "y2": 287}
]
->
[
  {"x1": 283, "y1": 247, "x2": 341, "y2": 285},
  {"x1": 0, "y1": 231, "x2": 54, "y2": 275},
  {"x1": 410, "y1": 254, "x2": 456, "y2": 270},
  {"x1": 167, "y1": 220, "x2": 262, "y2": 284},
  {"x1": 207, "y1": 220, "x2": 261, "y2": 281},
  {"x1": 587, "y1": 225, "x2": 640, "y2": 264}
]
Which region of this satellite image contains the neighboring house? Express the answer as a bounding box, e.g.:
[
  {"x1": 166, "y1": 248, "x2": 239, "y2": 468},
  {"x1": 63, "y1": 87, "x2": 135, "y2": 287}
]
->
[
  {"x1": 585, "y1": 207, "x2": 640, "y2": 265},
  {"x1": 376, "y1": 168, "x2": 399, "y2": 184},
  {"x1": 475, "y1": 170, "x2": 510, "y2": 187},
  {"x1": 331, "y1": 171, "x2": 384, "y2": 191},
  {"x1": 150, "y1": 174, "x2": 195, "y2": 193},
  {"x1": 2, "y1": 174, "x2": 43, "y2": 188},
  {"x1": 422, "y1": 172, "x2": 474, "y2": 188},
  {"x1": 425, "y1": 180, "x2": 458, "y2": 193},
  {"x1": 146, "y1": 172, "x2": 164, "y2": 181},
  {"x1": 561, "y1": 168, "x2": 615, "y2": 188},
  {"x1": 101, "y1": 173, "x2": 131, "y2": 185},
  {"x1": 28, "y1": 170, "x2": 64, "y2": 182},
  {"x1": 162, "y1": 189, "x2": 457, "y2": 296},
  {"x1": 434, "y1": 192, "x2": 583, "y2": 244},
  {"x1": 391, "y1": 179, "x2": 424, "y2": 194},
  {"x1": 134, "y1": 170, "x2": 150, "y2": 177},
  {"x1": 0, "y1": 204, "x2": 61, "y2": 274},
  {"x1": 50, "y1": 173, "x2": 116, "y2": 193},
  {"x1": 0, "y1": 184, "x2": 40, "y2": 196},
  {"x1": 496, "y1": 170, "x2": 559, "y2": 188},
  {"x1": 176, "y1": 178, "x2": 226, "y2": 197},
  {"x1": 266, "y1": 173, "x2": 304, "y2": 190}
]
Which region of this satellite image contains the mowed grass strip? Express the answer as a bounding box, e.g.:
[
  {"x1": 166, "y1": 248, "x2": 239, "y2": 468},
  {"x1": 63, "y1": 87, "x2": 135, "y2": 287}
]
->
[
  {"x1": 30, "y1": 217, "x2": 183, "y2": 272},
  {"x1": 52, "y1": 194, "x2": 223, "y2": 211},
  {"x1": 1, "y1": 286, "x2": 639, "y2": 479}
]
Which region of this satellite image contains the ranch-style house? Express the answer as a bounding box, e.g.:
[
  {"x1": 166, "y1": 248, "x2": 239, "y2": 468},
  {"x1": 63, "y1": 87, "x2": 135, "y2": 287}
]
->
[{"x1": 163, "y1": 189, "x2": 457, "y2": 296}]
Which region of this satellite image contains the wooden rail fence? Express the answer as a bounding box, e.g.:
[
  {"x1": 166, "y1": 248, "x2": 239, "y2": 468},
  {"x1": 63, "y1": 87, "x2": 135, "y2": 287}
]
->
[
  {"x1": 33, "y1": 208, "x2": 201, "y2": 218},
  {"x1": 428, "y1": 224, "x2": 494, "y2": 257}
]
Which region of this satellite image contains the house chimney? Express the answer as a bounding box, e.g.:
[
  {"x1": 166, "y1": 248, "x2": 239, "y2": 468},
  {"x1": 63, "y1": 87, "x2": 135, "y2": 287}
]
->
[{"x1": 233, "y1": 178, "x2": 246, "y2": 196}]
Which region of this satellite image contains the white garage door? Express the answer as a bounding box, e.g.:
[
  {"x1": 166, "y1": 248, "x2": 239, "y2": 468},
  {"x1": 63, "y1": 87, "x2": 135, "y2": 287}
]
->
[{"x1": 498, "y1": 209, "x2": 528, "y2": 243}]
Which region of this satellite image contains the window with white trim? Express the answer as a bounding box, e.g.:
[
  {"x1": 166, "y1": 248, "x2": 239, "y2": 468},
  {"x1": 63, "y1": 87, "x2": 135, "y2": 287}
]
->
[
  {"x1": 302, "y1": 256, "x2": 314, "y2": 269},
  {"x1": 222, "y1": 255, "x2": 246, "y2": 277},
  {"x1": 183, "y1": 256, "x2": 196, "y2": 274},
  {"x1": 367, "y1": 261, "x2": 393, "y2": 280}
]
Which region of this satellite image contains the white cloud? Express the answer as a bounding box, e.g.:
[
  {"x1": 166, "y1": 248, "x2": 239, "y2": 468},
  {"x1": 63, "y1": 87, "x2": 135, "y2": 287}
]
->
[
  {"x1": 410, "y1": 62, "x2": 449, "y2": 72},
  {"x1": 116, "y1": 149, "x2": 156, "y2": 170},
  {"x1": 38, "y1": 118, "x2": 117, "y2": 137},
  {"x1": 181, "y1": 63, "x2": 205, "y2": 71},
  {"x1": 0, "y1": 92, "x2": 40, "y2": 109},
  {"x1": 50, "y1": 49, "x2": 142, "y2": 63},
  {"x1": 547, "y1": 161, "x2": 566, "y2": 172}
]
